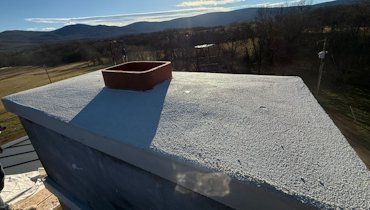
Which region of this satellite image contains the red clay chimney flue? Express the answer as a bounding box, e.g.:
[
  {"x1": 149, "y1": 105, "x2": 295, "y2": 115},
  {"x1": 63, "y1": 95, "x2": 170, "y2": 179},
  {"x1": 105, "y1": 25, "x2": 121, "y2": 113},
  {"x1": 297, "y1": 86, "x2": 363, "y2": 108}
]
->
[{"x1": 102, "y1": 61, "x2": 172, "y2": 91}]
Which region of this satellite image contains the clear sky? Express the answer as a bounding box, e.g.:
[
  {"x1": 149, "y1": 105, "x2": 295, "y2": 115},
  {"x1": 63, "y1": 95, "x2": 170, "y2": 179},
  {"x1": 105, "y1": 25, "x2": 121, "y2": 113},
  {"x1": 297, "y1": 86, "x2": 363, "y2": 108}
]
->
[{"x1": 0, "y1": 0, "x2": 332, "y2": 32}]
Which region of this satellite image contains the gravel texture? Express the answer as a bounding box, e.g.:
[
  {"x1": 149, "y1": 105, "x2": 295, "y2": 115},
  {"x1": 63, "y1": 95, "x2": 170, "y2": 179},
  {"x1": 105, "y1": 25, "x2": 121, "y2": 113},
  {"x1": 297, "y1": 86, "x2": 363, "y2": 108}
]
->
[{"x1": 3, "y1": 71, "x2": 370, "y2": 209}]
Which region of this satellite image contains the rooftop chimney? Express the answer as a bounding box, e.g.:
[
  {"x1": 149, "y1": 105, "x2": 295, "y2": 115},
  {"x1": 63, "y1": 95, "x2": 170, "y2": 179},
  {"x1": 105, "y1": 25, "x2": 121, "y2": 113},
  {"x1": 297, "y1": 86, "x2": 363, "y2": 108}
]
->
[{"x1": 102, "y1": 61, "x2": 172, "y2": 90}]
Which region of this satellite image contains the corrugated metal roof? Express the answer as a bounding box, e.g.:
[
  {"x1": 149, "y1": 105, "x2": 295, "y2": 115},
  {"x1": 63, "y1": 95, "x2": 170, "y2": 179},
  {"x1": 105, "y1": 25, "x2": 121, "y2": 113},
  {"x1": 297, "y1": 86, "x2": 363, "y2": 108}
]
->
[{"x1": 0, "y1": 136, "x2": 42, "y2": 175}]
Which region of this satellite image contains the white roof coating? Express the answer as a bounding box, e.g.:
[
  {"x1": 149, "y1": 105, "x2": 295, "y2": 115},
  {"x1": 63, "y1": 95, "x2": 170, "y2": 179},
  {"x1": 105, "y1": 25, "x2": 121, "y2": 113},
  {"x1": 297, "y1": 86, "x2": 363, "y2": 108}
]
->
[{"x1": 2, "y1": 71, "x2": 370, "y2": 209}]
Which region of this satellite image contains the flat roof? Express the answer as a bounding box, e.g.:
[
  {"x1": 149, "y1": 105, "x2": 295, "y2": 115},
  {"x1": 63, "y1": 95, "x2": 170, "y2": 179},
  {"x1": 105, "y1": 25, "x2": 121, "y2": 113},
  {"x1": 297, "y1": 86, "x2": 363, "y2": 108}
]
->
[{"x1": 2, "y1": 71, "x2": 370, "y2": 209}]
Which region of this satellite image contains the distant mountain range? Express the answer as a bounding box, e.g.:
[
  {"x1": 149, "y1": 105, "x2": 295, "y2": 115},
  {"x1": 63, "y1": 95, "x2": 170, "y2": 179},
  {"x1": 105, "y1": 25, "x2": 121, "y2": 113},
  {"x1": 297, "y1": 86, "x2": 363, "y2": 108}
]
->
[{"x1": 0, "y1": 0, "x2": 355, "y2": 52}]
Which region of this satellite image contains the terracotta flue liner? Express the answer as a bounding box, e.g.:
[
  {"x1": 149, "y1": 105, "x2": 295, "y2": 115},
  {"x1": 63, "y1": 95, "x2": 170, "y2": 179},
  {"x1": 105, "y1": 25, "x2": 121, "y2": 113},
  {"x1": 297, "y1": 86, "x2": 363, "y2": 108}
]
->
[{"x1": 102, "y1": 61, "x2": 172, "y2": 91}]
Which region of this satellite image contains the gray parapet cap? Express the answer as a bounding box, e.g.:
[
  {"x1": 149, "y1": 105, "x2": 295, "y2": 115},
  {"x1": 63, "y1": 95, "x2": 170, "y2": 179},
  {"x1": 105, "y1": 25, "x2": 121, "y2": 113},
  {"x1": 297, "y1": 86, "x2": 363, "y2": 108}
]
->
[{"x1": 2, "y1": 71, "x2": 370, "y2": 209}]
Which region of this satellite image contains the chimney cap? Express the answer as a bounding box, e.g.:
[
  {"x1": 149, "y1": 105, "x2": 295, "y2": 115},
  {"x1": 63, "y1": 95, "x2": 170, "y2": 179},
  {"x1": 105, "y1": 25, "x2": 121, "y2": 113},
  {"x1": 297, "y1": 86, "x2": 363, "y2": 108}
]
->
[{"x1": 102, "y1": 61, "x2": 172, "y2": 91}]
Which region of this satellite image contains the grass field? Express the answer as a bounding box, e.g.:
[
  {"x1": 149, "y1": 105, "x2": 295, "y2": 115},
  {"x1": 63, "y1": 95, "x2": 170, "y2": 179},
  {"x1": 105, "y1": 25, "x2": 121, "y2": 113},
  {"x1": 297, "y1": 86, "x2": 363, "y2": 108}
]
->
[
  {"x1": 0, "y1": 62, "x2": 369, "y2": 169},
  {"x1": 0, "y1": 62, "x2": 108, "y2": 144},
  {"x1": 318, "y1": 87, "x2": 370, "y2": 169}
]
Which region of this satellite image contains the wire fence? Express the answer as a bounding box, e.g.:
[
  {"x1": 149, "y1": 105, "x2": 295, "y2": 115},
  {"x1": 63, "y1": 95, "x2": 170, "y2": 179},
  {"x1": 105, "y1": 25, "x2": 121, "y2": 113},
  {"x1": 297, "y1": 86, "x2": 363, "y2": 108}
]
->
[
  {"x1": 0, "y1": 61, "x2": 115, "y2": 145},
  {"x1": 0, "y1": 65, "x2": 53, "y2": 135},
  {"x1": 0, "y1": 62, "x2": 107, "y2": 143}
]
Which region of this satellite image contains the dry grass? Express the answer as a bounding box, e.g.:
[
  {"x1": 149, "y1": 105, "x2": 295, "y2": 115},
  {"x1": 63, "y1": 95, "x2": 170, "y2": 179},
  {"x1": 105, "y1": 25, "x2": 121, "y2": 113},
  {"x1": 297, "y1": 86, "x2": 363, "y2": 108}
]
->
[
  {"x1": 0, "y1": 62, "x2": 109, "y2": 145},
  {"x1": 319, "y1": 88, "x2": 370, "y2": 169}
]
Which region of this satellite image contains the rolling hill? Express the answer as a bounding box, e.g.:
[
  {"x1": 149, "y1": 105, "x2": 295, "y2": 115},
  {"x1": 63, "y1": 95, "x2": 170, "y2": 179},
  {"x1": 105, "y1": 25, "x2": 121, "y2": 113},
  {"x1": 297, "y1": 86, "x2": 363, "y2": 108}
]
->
[{"x1": 0, "y1": 0, "x2": 355, "y2": 52}]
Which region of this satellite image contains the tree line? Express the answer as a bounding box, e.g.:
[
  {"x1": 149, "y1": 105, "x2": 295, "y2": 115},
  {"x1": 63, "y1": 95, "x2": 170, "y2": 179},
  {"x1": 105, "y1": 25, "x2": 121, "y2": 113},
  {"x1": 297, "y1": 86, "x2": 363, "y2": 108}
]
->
[{"x1": 0, "y1": 1, "x2": 369, "y2": 89}]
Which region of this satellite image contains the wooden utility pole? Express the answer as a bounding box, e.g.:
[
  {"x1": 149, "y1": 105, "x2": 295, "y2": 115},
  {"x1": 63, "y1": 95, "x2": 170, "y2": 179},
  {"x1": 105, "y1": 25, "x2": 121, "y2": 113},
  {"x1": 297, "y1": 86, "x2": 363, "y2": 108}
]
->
[
  {"x1": 315, "y1": 38, "x2": 327, "y2": 97},
  {"x1": 110, "y1": 41, "x2": 116, "y2": 65},
  {"x1": 44, "y1": 65, "x2": 52, "y2": 84}
]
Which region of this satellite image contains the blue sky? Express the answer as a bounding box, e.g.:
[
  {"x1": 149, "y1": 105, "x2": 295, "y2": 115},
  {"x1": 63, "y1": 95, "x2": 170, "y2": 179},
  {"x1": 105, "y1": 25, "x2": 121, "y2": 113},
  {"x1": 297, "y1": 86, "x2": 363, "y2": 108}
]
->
[{"x1": 0, "y1": 0, "x2": 332, "y2": 32}]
